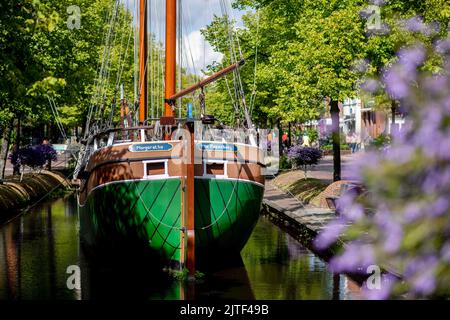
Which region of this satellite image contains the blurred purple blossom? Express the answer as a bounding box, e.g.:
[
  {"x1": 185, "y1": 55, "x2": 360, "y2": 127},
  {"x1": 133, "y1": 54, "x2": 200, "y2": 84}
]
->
[
  {"x1": 423, "y1": 75, "x2": 449, "y2": 94},
  {"x1": 313, "y1": 218, "x2": 348, "y2": 250},
  {"x1": 401, "y1": 16, "x2": 441, "y2": 37},
  {"x1": 374, "y1": 210, "x2": 403, "y2": 253},
  {"x1": 430, "y1": 197, "x2": 450, "y2": 217},
  {"x1": 383, "y1": 67, "x2": 411, "y2": 99},
  {"x1": 403, "y1": 203, "x2": 423, "y2": 223},
  {"x1": 385, "y1": 144, "x2": 415, "y2": 164},
  {"x1": 435, "y1": 38, "x2": 450, "y2": 54},
  {"x1": 413, "y1": 271, "x2": 437, "y2": 296},
  {"x1": 425, "y1": 22, "x2": 441, "y2": 36},
  {"x1": 441, "y1": 243, "x2": 450, "y2": 263},
  {"x1": 401, "y1": 16, "x2": 425, "y2": 33},
  {"x1": 404, "y1": 256, "x2": 438, "y2": 278},
  {"x1": 383, "y1": 223, "x2": 403, "y2": 253},
  {"x1": 329, "y1": 243, "x2": 375, "y2": 273},
  {"x1": 335, "y1": 191, "x2": 356, "y2": 212},
  {"x1": 313, "y1": 15, "x2": 450, "y2": 299},
  {"x1": 342, "y1": 203, "x2": 365, "y2": 222},
  {"x1": 382, "y1": 45, "x2": 426, "y2": 100},
  {"x1": 369, "y1": 0, "x2": 385, "y2": 5},
  {"x1": 361, "y1": 78, "x2": 381, "y2": 93},
  {"x1": 398, "y1": 45, "x2": 426, "y2": 68},
  {"x1": 363, "y1": 274, "x2": 396, "y2": 300}
]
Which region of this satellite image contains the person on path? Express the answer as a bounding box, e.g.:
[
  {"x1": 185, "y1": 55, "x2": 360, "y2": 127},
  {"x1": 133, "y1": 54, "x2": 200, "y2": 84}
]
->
[{"x1": 302, "y1": 133, "x2": 310, "y2": 147}]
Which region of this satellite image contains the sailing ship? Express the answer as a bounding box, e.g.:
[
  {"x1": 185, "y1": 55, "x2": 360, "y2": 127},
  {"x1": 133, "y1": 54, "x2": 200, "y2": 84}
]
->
[{"x1": 75, "y1": 0, "x2": 266, "y2": 272}]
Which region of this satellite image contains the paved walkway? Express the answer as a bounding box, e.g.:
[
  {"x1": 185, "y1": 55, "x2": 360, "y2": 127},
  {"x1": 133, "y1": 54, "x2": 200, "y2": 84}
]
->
[{"x1": 308, "y1": 154, "x2": 358, "y2": 181}]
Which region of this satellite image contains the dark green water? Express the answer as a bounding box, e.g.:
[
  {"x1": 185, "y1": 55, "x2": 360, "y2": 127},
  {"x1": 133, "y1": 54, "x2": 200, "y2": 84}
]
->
[{"x1": 0, "y1": 195, "x2": 361, "y2": 300}]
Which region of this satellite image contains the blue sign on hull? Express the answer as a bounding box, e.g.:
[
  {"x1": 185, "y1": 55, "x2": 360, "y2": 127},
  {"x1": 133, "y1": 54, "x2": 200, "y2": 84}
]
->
[
  {"x1": 197, "y1": 142, "x2": 238, "y2": 152},
  {"x1": 129, "y1": 143, "x2": 173, "y2": 152}
]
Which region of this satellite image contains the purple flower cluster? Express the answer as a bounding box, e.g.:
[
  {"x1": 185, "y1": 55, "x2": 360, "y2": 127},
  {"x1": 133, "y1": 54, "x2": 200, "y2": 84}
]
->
[
  {"x1": 287, "y1": 145, "x2": 323, "y2": 178},
  {"x1": 288, "y1": 145, "x2": 323, "y2": 179},
  {"x1": 317, "y1": 33, "x2": 450, "y2": 299},
  {"x1": 10, "y1": 144, "x2": 57, "y2": 169},
  {"x1": 287, "y1": 145, "x2": 323, "y2": 166}
]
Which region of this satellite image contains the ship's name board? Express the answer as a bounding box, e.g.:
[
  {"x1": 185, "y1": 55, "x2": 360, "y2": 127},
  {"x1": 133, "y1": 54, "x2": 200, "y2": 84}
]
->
[
  {"x1": 129, "y1": 143, "x2": 173, "y2": 152},
  {"x1": 197, "y1": 143, "x2": 238, "y2": 152}
]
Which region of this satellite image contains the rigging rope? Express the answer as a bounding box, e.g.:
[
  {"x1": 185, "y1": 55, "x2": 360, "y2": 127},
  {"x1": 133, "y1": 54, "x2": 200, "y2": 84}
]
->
[
  {"x1": 177, "y1": 0, "x2": 183, "y2": 118},
  {"x1": 149, "y1": 0, "x2": 154, "y2": 119},
  {"x1": 220, "y1": 0, "x2": 253, "y2": 129},
  {"x1": 249, "y1": 10, "x2": 260, "y2": 118},
  {"x1": 85, "y1": 0, "x2": 118, "y2": 138},
  {"x1": 133, "y1": 0, "x2": 139, "y2": 116},
  {"x1": 47, "y1": 96, "x2": 67, "y2": 142}
]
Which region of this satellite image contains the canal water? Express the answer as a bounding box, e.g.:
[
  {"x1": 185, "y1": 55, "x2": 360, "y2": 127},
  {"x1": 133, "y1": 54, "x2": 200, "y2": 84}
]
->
[{"x1": 0, "y1": 195, "x2": 361, "y2": 300}]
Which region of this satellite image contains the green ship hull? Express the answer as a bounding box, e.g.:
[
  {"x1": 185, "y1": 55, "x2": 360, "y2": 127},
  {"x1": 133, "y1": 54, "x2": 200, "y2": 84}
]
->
[{"x1": 80, "y1": 178, "x2": 264, "y2": 265}]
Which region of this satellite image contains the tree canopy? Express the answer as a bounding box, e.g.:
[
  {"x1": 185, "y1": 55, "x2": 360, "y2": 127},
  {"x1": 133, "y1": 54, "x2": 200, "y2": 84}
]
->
[{"x1": 201, "y1": 0, "x2": 450, "y2": 125}]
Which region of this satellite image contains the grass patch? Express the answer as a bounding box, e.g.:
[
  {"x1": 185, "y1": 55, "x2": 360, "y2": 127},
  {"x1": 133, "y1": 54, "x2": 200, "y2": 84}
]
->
[
  {"x1": 273, "y1": 176, "x2": 328, "y2": 206},
  {"x1": 165, "y1": 267, "x2": 205, "y2": 281}
]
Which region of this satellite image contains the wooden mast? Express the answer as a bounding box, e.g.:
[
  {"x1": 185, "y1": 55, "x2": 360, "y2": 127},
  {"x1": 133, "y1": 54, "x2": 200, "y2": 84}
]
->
[
  {"x1": 139, "y1": 0, "x2": 148, "y2": 124},
  {"x1": 165, "y1": 0, "x2": 176, "y2": 118},
  {"x1": 165, "y1": 0, "x2": 195, "y2": 276}
]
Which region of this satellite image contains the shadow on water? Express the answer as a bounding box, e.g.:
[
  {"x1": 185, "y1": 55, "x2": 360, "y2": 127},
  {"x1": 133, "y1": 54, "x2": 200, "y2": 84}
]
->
[
  {"x1": 80, "y1": 238, "x2": 256, "y2": 300},
  {"x1": 193, "y1": 253, "x2": 255, "y2": 300},
  {"x1": 0, "y1": 194, "x2": 361, "y2": 300},
  {"x1": 79, "y1": 248, "x2": 178, "y2": 300}
]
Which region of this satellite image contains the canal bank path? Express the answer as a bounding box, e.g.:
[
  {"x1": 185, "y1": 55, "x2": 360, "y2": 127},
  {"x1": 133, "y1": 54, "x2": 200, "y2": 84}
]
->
[{"x1": 262, "y1": 154, "x2": 361, "y2": 252}]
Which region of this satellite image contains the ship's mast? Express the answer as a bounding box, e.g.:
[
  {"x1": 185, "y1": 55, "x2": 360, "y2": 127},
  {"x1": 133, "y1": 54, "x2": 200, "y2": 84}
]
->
[
  {"x1": 139, "y1": 0, "x2": 148, "y2": 124},
  {"x1": 165, "y1": 0, "x2": 176, "y2": 118},
  {"x1": 164, "y1": 0, "x2": 195, "y2": 277}
]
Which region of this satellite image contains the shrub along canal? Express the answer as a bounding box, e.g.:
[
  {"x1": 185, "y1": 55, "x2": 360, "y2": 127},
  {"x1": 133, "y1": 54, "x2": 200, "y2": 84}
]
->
[{"x1": 0, "y1": 194, "x2": 361, "y2": 300}]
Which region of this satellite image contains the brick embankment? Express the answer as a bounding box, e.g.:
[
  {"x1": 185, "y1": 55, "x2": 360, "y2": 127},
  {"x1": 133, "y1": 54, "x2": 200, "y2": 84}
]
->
[{"x1": 0, "y1": 171, "x2": 72, "y2": 220}]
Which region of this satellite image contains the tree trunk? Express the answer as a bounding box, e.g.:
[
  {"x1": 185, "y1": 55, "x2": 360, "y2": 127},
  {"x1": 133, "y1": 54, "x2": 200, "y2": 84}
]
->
[
  {"x1": 13, "y1": 117, "x2": 21, "y2": 176},
  {"x1": 278, "y1": 119, "x2": 283, "y2": 154},
  {"x1": 391, "y1": 100, "x2": 396, "y2": 124},
  {"x1": 330, "y1": 99, "x2": 341, "y2": 181},
  {"x1": 0, "y1": 122, "x2": 12, "y2": 180}
]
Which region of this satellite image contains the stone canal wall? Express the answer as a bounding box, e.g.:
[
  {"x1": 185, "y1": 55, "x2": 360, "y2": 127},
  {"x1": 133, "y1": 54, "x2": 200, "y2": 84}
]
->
[{"x1": 0, "y1": 171, "x2": 71, "y2": 219}]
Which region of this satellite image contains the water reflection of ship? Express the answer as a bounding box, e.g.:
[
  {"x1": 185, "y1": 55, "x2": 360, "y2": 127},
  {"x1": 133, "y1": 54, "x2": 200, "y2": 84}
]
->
[
  {"x1": 79, "y1": 243, "x2": 177, "y2": 300},
  {"x1": 79, "y1": 250, "x2": 255, "y2": 300},
  {"x1": 192, "y1": 253, "x2": 255, "y2": 300}
]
